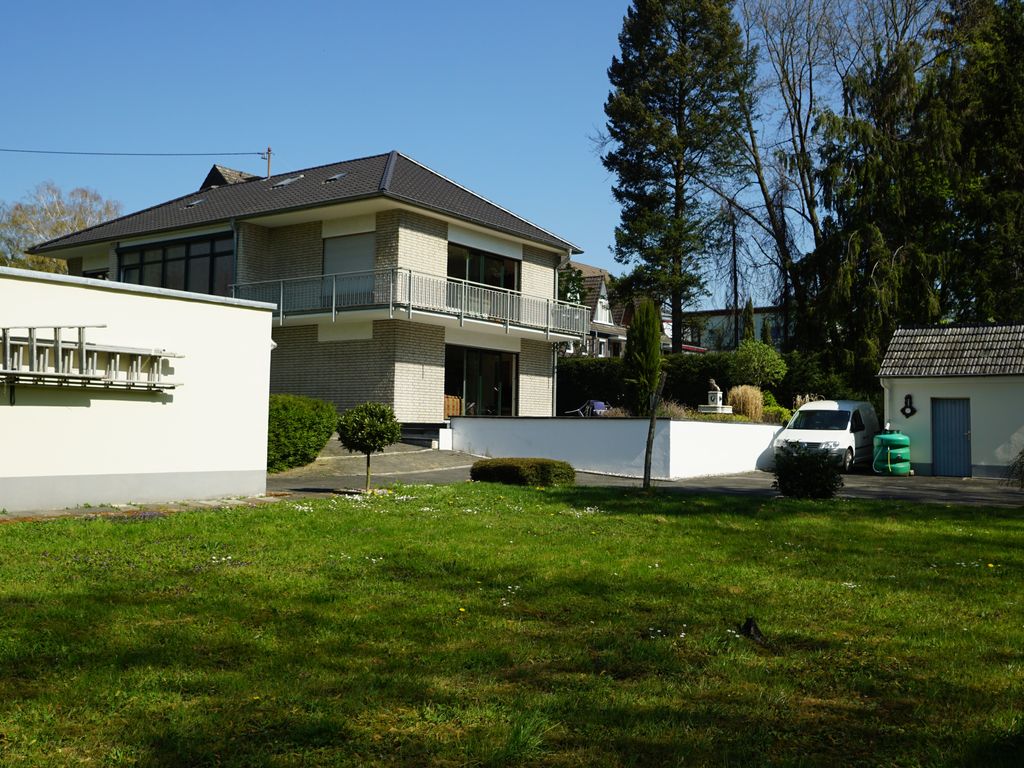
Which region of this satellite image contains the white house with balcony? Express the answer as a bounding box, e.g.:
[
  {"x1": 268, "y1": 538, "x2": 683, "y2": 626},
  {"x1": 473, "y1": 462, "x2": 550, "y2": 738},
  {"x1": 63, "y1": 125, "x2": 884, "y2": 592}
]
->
[{"x1": 29, "y1": 152, "x2": 587, "y2": 440}]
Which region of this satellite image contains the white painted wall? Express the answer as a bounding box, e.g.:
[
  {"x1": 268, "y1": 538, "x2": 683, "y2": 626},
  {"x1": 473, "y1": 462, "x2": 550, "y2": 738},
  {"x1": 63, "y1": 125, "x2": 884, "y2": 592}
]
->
[
  {"x1": 0, "y1": 267, "x2": 275, "y2": 511},
  {"x1": 668, "y1": 420, "x2": 780, "y2": 478},
  {"x1": 451, "y1": 417, "x2": 781, "y2": 479},
  {"x1": 882, "y1": 376, "x2": 1024, "y2": 476}
]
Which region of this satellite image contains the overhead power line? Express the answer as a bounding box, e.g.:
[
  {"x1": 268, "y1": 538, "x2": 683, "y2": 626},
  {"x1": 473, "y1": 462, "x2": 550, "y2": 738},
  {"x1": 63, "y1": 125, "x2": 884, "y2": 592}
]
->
[{"x1": 0, "y1": 147, "x2": 264, "y2": 157}]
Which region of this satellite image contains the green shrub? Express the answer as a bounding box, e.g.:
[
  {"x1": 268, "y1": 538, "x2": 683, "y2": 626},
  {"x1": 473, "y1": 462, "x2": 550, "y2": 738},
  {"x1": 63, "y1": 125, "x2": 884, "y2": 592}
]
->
[
  {"x1": 773, "y1": 444, "x2": 843, "y2": 499},
  {"x1": 267, "y1": 394, "x2": 338, "y2": 473},
  {"x1": 763, "y1": 404, "x2": 793, "y2": 426},
  {"x1": 471, "y1": 458, "x2": 576, "y2": 487},
  {"x1": 337, "y1": 402, "x2": 403, "y2": 490},
  {"x1": 732, "y1": 339, "x2": 787, "y2": 389},
  {"x1": 727, "y1": 385, "x2": 763, "y2": 421},
  {"x1": 762, "y1": 390, "x2": 780, "y2": 408}
]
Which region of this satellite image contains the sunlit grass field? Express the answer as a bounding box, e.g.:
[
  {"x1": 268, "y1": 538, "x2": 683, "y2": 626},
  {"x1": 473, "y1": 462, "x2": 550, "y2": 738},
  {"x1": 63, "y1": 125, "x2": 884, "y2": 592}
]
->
[{"x1": 1, "y1": 484, "x2": 1022, "y2": 766}]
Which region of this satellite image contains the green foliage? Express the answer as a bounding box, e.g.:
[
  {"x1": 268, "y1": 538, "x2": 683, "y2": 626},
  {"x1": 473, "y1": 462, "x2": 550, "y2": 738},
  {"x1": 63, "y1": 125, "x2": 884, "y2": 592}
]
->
[
  {"x1": 470, "y1": 458, "x2": 575, "y2": 487},
  {"x1": 622, "y1": 298, "x2": 662, "y2": 417},
  {"x1": 337, "y1": 402, "x2": 402, "y2": 490},
  {"x1": 760, "y1": 314, "x2": 773, "y2": 345},
  {"x1": 742, "y1": 298, "x2": 755, "y2": 341},
  {"x1": 773, "y1": 444, "x2": 843, "y2": 499},
  {"x1": 267, "y1": 394, "x2": 338, "y2": 473},
  {"x1": 603, "y1": 0, "x2": 752, "y2": 351},
  {"x1": 763, "y1": 405, "x2": 792, "y2": 426},
  {"x1": 557, "y1": 265, "x2": 586, "y2": 304},
  {"x1": 556, "y1": 356, "x2": 626, "y2": 414},
  {"x1": 731, "y1": 339, "x2": 787, "y2": 390},
  {"x1": 661, "y1": 351, "x2": 734, "y2": 406}
]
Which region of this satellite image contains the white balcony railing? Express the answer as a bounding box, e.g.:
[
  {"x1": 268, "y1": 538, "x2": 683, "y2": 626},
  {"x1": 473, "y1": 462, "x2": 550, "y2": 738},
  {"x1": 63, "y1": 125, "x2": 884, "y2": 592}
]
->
[{"x1": 232, "y1": 269, "x2": 589, "y2": 337}]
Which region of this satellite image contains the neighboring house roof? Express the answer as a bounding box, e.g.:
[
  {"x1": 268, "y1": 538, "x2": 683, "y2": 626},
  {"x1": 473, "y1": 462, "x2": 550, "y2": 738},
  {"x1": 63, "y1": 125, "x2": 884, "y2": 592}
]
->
[
  {"x1": 29, "y1": 151, "x2": 581, "y2": 255},
  {"x1": 879, "y1": 324, "x2": 1024, "y2": 377},
  {"x1": 200, "y1": 164, "x2": 260, "y2": 191}
]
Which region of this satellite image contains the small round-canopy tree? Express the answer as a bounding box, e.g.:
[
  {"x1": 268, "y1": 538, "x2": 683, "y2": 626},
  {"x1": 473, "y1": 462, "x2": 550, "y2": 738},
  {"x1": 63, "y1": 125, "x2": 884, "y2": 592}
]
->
[
  {"x1": 623, "y1": 297, "x2": 662, "y2": 417},
  {"x1": 337, "y1": 402, "x2": 402, "y2": 490},
  {"x1": 732, "y1": 339, "x2": 787, "y2": 390}
]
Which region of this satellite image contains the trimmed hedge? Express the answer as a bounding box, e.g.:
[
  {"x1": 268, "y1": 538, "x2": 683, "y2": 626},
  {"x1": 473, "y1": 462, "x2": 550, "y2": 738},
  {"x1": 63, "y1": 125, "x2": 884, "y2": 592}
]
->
[
  {"x1": 772, "y1": 444, "x2": 843, "y2": 499},
  {"x1": 470, "y1": 458, "x2": 576, "y2": 487},
  {"x1": 267, "y1": 394, "x2": 338, "y2": 473},
  {"x1": 557, "y1": 352, "x2": 734, "y2": 414}
]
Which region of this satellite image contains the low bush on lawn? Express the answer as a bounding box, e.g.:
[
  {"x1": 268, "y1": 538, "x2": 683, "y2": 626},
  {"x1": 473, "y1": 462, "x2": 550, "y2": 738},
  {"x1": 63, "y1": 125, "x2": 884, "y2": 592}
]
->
[
  {"x1": 773, "y1": 443, "x2": 843, "y2": 498},
  {"x1": 267, "y1": 393, "x2": 337, "y2": 472},
  {"x1": 471, "y1": 457, "x2": 576, "y2": 486}
]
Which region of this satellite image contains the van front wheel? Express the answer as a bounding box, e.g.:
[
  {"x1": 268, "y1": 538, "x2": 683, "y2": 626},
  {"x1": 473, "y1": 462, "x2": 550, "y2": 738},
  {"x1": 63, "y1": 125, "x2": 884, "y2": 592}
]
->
[{"x1": 841, "y1": 448, "x2": 854, "y2": 473}]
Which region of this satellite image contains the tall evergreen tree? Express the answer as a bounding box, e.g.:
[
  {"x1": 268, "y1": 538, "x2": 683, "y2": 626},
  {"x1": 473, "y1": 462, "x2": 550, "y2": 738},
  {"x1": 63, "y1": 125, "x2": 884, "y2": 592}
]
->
[
  {"x1": 603, "y1": 0, "x2": 752, "y2": 352},
  {"x1": 939, "y1": 0, "x2": 1024, "y2": 322},
  {"x1": 742, "y1": 297, "x2": 756, "y2": 341},
  {"x1": 623, "y1": 298, "x2": 663, "y2": 417}
]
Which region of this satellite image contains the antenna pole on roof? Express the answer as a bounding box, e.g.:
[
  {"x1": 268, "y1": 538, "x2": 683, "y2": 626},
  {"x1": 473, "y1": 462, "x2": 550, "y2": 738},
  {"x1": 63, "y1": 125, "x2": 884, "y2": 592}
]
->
[{"x1": 260, "y1": 146, "x2": 272, "y2": 178}]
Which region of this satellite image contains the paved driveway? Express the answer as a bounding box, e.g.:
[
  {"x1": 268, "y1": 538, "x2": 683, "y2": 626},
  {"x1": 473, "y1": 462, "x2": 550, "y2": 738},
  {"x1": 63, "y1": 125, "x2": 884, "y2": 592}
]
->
[{"x1": 267, "y1": 444, "x2": 1024, "y2": 508}]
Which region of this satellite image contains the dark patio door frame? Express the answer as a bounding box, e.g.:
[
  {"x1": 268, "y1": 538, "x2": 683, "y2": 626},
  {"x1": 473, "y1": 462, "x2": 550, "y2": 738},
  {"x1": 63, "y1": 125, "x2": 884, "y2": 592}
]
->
[{"x1": 444, "y1": 345, "x2": 518, "y2": 417}]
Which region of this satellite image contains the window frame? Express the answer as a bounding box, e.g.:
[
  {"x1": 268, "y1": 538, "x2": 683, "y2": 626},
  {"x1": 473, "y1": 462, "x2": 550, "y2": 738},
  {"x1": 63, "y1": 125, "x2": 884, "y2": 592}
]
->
[{"x1": 117, "y1": 232, "x2": 234, "y2": 296}]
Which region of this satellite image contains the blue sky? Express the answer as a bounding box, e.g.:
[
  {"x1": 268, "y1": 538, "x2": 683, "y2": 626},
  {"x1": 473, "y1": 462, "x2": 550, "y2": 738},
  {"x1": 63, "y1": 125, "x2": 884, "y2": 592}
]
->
[{"x1": 4, "y1": 1, "x2": 634, "y2": 276}]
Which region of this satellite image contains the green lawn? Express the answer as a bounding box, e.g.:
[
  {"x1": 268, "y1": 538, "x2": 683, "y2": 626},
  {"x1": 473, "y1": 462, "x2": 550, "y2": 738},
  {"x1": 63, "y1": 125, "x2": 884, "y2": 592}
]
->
[{"x1": 0, "y1": 485, "x2": 1021, "y2": 766}]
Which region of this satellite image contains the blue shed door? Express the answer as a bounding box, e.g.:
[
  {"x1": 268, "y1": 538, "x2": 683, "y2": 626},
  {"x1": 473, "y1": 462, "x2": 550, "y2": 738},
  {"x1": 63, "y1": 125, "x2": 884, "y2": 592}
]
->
[{"x1": 932, "y1": 398, "x2": 971, "y2": 476}]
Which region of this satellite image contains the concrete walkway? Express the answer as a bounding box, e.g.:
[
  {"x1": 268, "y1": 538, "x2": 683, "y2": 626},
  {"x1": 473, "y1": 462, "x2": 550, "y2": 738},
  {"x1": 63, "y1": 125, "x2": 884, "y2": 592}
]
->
[
  {"x1": 267, "y1": 442, "x2": 1024, "y2": 508},
  {"x1": 4, "y1": 444, "x2": 1021, "y2": 523}
]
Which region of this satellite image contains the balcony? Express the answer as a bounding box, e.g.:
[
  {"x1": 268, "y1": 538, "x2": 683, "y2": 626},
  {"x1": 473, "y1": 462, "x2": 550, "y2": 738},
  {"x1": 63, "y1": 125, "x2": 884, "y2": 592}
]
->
[{"x1": 232, "y1": 269, "x2": 589, "y2": 338}]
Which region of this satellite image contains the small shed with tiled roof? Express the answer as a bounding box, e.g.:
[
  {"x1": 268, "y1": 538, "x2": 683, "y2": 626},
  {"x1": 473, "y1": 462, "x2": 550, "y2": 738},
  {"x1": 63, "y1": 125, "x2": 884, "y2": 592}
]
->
[{"x1": 878, "y1": 324, "x2": 1024, "y2": 477}]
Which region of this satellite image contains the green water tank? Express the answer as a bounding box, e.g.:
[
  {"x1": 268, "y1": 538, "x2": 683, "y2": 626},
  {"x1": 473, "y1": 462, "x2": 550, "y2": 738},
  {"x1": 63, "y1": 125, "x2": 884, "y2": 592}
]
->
[{"x1": 873, "y1": 431, "x2": 912, "y2": 476}]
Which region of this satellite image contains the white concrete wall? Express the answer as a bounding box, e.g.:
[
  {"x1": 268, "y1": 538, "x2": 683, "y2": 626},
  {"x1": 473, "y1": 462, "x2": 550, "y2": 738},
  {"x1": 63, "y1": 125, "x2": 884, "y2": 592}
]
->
[
  {"x1": 0, "y1": 268, "x2": 274, "y2": 512},
  {"x1": 451, "y1": 418, "x2": 781, "y2": 480},
  {"x1": 882, "y1": 376, "x2": 1024, "y2": 477},
  {"x1": 668, "y1": 420, "x2": 781, "y2": 477}
]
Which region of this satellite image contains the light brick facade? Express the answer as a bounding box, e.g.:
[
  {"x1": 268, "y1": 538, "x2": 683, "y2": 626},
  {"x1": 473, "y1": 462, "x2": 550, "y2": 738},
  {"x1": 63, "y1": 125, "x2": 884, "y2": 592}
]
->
[
  {"x1": 521, "y1": 245, "x2": 559, "y2": 300},
  {"x1": 237, "y1": 222, "x2": 321, "y2": 283},
  {"x1": 235, "y1": 209, "x2": 560, "y2": 423},
  {"x1": 519, "y1": 339, "x2": 555, "y2": 416}
]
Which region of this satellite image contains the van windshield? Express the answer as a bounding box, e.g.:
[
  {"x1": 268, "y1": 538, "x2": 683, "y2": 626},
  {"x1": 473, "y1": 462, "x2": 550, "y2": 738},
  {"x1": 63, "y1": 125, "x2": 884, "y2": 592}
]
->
[{"x1": 788, "y1": 410, "x2": 851, "y2": 430}]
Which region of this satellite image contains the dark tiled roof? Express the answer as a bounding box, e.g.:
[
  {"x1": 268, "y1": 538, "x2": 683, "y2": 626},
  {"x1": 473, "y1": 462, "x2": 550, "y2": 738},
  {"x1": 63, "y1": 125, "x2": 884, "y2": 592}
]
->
[
  {"x1": 878, "y1": 324, "x2": 1024, "y2": 377},
  {"x1": 200, "y1": 164, "x2": 259, "y2": 190},
  {"x1": 30, "y1": 151, "x2": 580, "y2": 254}
]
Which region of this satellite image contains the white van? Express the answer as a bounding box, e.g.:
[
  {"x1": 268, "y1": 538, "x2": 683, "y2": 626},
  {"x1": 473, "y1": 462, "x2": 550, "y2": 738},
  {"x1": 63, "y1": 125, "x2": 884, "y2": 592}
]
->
[{"x1": 773, "y1": 400, "x2": 880, "y2": 472}]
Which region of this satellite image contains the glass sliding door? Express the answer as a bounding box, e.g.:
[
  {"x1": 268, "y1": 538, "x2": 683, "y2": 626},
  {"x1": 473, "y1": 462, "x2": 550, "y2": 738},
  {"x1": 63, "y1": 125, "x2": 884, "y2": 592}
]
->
[{"x1": 443, "y1": 346, "x2": 517, "y2": 417}]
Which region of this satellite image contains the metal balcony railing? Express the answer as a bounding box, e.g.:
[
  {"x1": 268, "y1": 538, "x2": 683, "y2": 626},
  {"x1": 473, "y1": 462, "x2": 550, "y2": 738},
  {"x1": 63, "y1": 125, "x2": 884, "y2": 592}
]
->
[{"x1": 232, "y1": 268, "x2": 590, "y2": 337}]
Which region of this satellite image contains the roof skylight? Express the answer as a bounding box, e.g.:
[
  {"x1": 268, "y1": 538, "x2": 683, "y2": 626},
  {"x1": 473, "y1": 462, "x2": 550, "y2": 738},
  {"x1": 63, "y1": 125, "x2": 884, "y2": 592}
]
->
[
  {"x1": 324, "y1": 172, "x2": 348, "y2": 183},
  {"x1": 272, "y1": 175, "x2": 304, "y2": 188},
  {"x1": 184, "y1": 198, "x2": 205, "y2": 208}
]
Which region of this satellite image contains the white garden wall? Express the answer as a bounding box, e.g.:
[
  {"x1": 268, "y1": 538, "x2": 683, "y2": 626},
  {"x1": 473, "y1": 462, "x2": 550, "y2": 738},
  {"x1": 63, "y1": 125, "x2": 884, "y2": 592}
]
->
[
  {"x1": 451, "y1": 417, "x2": 781, "y2": 480},
  {"x1": 0, "y1": 267, "x2": 275, "y2": 512}
]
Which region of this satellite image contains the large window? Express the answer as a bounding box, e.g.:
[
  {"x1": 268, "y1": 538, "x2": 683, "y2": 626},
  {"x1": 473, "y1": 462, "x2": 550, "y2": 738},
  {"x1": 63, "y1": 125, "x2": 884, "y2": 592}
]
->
[
  {"x1": 444, "y1": 346, "x2": 517, "y2": 416},
  {"x1": 447, "y1": 244, "x2": 518, "y2": 291},
  {"x1": 118, "y1": 234, "x2": 234, "y2": 296}
]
